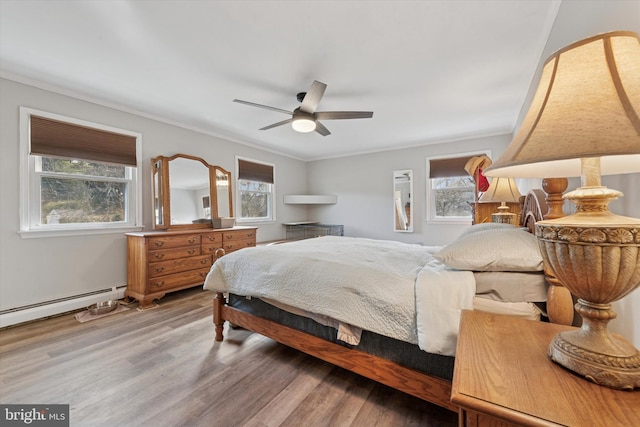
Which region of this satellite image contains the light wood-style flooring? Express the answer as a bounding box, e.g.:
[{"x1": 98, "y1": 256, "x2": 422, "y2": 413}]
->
[{"x1": 0, "y1": 288, "x2": 457, "y2": 427}]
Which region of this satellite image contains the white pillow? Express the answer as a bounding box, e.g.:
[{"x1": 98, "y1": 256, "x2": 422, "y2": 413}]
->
[
  {"x1": 435, "y1": 228, "x2": 543, "y2": 272},
  {"x1": 458, "y1": 222, "x2": 515, "y2": 239}
]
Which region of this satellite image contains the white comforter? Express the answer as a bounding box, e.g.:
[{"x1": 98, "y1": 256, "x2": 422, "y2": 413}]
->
[{"x1": 203, "y1": 236, "x2": 474, "y2": 356}]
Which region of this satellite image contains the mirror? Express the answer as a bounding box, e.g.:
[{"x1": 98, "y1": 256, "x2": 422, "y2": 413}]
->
[
  {"x1": 151, "y1": 154, "x2": 233, "y2": 230},
  {"x1": 152, "y1": 159, "x2": 164, "y2": 227},
  {"x1": 214, "y1": 166, "x2": 233, "y2": 218},
  {"x1": 394, "y1": 170, "x2": 413, "y2": 232},
  {"x1": 169, "y1": 157, "x2": 211, "y2": 225}
]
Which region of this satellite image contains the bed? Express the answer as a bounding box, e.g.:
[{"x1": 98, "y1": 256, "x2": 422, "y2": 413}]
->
[{"x1": 204, "y1": 189, "x2": 573, "y2": 412}]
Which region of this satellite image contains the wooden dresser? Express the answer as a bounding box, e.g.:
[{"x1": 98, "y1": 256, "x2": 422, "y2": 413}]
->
[
  {"x1": 126, "y1": 227, "x2": 256, "y2": 309},
  {"x1": 451, "y1": 310, "x2": 640, "y2": 427}
]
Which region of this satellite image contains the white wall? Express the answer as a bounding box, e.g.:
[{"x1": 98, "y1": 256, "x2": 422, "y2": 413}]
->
[
  {"x1": 0, "y1": 77, "x2": 307, "y2": 312},
  {"x1": 307, "y1": 134, "x2": 512, "y2": 246}
]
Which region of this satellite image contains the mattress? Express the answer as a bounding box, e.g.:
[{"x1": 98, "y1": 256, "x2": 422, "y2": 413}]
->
[{"x1": 227, "y1": 294, "x2": 456, "y2": 381}]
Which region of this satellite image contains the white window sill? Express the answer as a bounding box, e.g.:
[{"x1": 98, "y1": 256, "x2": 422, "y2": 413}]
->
[
  {"x1": 426, "y1": 218, "x2": 473, "y2": 225},
  {"x1": 236, "y1": 219, "x2": 275, "y2": 225},
  {"x1": 19, "y1": 225, "x2": 144, "y2": 239}
]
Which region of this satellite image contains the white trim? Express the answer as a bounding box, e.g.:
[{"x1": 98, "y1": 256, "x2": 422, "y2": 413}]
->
[
  {"x1": 0, "y1": 286, "x2": 127, "y2": 328},
  {"x1": 19, "y1": 107, "x2": 143, "y2": 237}
]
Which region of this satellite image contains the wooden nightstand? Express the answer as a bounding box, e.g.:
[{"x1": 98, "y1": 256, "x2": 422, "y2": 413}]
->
[{"x1": 451, "y1": 310, "x2": 640, "y2": 427}]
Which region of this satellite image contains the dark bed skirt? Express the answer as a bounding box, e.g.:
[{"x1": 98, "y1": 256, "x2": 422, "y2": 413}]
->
[{"x1": 228, "y1": 294, "x2": 455, "y2": 381}]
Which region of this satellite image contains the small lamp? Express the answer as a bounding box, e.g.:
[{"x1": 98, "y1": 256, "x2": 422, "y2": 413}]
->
[
  {"x1": 479, "y1": 177, "x2": 522, "y2": 225},
  {"x1": 485, "y1": 31, "x2": 640, "y2": 390}
]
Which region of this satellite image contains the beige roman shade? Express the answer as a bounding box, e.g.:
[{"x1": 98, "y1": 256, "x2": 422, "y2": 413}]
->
[
  {"x1": 30, "y1": 115, "x2": 137, "y2": 166},
  {"x1": 238, "y1": 159, "x2": 274, "y2": 183},
  {"x1": 429, "y1": 156, "x2": 474, "y2": 178}
]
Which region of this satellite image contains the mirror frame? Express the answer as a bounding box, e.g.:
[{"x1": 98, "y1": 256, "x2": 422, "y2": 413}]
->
[
  {"x1": 152, "y1": 153, "x2": 227, "y2": 230},
  {"x1": 393, "y1": 169, "x2": 413, "y2": 232}
]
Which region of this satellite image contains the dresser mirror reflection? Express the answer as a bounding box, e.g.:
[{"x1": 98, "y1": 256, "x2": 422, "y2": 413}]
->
[
  {"x1": 151, "y1": 154, "x2": 233, "y2": 230},
  {"x1": 394, "y1": 169, "x2": 413, "y2": 232}
]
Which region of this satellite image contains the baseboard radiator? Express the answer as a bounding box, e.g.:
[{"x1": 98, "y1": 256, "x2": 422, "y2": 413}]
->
[{"x1": 0, "y1": 285, "x2": 127, "y2": 328}]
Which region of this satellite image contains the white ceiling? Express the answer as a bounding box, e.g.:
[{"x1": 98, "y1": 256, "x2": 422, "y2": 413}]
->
[{"x1": 0, "y1": 0, "x2": 563, "y2": 161}]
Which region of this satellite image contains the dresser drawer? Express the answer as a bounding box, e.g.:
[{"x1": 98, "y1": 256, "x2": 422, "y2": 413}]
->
[
  {"x1": 223, "y1": 239, "x2": 256, "y2": 253},
  {"x1": 149, "y1": 254, "x2": 212, "y2": 278},
  {"x1": 223, "y1": 229, "x2": 256, "y2": 241},
  {"x1": 149, "y1": 246, "x2": 201, "y2": 261},
  {"x1": 148, "y1": 234, "x2": 201, "y2": 250},
  {"x1": 148, "y1": 268, "x2": 210, "y2": 292},
  {"x1": 201, "y1": 232, "x2": 222, "y2": 244}
]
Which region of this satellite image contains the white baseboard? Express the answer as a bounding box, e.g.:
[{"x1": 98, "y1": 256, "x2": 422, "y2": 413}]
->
[{"x1": 0, "y1": 286, "x2": 127, "y2": 328}]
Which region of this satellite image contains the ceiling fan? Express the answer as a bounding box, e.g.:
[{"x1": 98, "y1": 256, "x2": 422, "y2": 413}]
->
[{"x1": 233, "y1": 80, "x2": 373, "y2": 136}]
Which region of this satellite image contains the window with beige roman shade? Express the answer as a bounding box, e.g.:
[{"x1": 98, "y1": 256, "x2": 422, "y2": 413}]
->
[
  {"x1": 426, "y1": 151, "x2": 490, "y2": 223},
  {"x1": 237, "y1": 157, "x2": 275, "y2": 222},
  {"x1": 20, "y1": 107, "x2": 142, "y2": 237}
]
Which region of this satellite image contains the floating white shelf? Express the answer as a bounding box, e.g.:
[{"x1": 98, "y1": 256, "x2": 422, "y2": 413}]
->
[{"x1": 283, "y1": 195, "x2": 337, "y2": 205}]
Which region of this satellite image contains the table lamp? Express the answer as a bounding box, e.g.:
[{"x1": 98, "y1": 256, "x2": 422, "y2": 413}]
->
[
  {"x1": 484, "y1": 31, "x2": 640, "y2": 390},
  {"x1": 478, "y1": 177, "x2": 522, "y2": 225}
]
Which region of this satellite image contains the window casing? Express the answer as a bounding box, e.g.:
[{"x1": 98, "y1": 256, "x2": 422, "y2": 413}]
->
[
  {"x1": 426, "y1": 151, "x2": 490, "y2": 223},
  {"x1": 236, "y1": 157, "x2": 275, "y2": 223},
  {"x1": 20, "y1": 108, "x2": 142, "y2": 237}
]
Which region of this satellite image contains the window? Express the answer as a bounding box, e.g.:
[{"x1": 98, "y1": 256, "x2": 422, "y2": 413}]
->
[
  {"x1": 236, "y1": 157, "x2": 275, "y2": 222},
  {"x1": 20, "y1": 108, "x2": 142, "y2": 237},
  {"x1": 426, "y1": 151, "x2": 490, "y2": 223}
]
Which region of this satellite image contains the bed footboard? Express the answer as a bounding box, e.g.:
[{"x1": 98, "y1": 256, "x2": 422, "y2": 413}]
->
[{"x1": 212, "y1": 292, "x2": 456, "y2": 412}]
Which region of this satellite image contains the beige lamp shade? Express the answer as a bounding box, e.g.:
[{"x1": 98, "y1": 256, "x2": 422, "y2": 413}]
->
[
  {"x1": 479, "y1": 177, "x2": 521, "y2": 203},
  {"x1": 485, "y1": 31, "x2": 640, "y2": 178}
]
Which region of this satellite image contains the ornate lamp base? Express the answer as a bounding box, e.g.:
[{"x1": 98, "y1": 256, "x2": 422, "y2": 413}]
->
[
  {"x1": 548, "y1": 300, "x2": 640, "y2": 390},
  {"x1": 535, "y1": 184, "x2": 640, "y2": 390}
]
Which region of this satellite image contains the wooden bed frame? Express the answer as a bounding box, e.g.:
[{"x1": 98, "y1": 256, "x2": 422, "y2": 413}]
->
[{"x1": 212, "y1": 189, "x2": 574, "y2": 413}]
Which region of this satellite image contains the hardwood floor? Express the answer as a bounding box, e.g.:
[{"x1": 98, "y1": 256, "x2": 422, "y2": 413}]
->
[{"x1": 0, "y1": 288, "x2": 457, "y2": 427}]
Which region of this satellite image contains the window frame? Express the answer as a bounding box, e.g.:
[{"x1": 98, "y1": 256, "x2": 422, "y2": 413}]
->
[
  {"x1": 425, "y1": 150, "x2": 491, "y2": 224},
  {"x1": 19, "y1": 107, "x2": 143, "y2": 238},
  {"x1": 235, "y1": 156, "x2": 276, "y2": 224}
]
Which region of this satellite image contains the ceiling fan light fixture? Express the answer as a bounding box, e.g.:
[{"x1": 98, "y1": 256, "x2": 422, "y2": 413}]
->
[{"x1": 292, "y1": 116, "x2": 316, "y2": 133}]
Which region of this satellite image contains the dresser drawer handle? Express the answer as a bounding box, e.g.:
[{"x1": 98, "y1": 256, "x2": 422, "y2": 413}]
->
[
  {"x1": 154, "y1": 265, "x2": 166, "y2": 273},
  {"x1": 200, "y1": 259, "x2": 208, "y2": 265},
  {"x1": 154, "y1": 281, "x2": 165, "y2": 287},
  {"x1": 214, "y1": 248, "x2": 226, "y2": 259},
  {"x1": 206, "y1": 235, "x2": 216, "y2": 241},
  {"x1": 187, "y1": 249, "x2": 196, "y2": 255},
  {"x1": 154, "y1": 241, "x2": 165, "y2": 247},
  {"x1": 199, "y1": 272, "x2": 207, "y2": 278},
  {"x1": 154, "y1": 253, "x2": 165, "y2": 259},
  {"x1": 247, "y1": 233, "x2": 254, "y2": 237},
  {"x1": 226, "y1": 235, "x2": 233, "y2": 240},
  {"x1": 188, "y1": 237, "x2": 197, "y2": 244}
]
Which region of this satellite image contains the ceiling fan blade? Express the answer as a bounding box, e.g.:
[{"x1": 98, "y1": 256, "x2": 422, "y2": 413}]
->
[
  {"x1": 259, "y1": 118, "x2": 293, "y2": 131},
  {"x1": 299, "y1": 80, "x2": 327, "y2": 114},
  {"x1": 233, "y1": 99, "x2": 292, "y2": 115},
  {"x1": 315, "y1": 111, "x2": 374, "y2": 120},
  {"x1": 314, "y1": 121, "x2": 331, "y2": 136}
]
